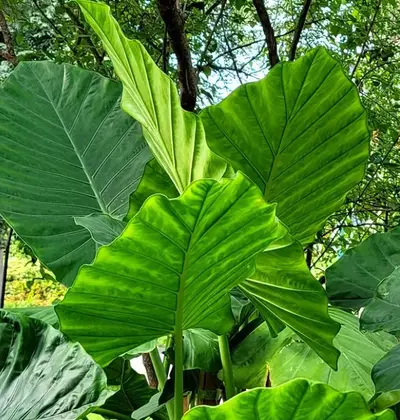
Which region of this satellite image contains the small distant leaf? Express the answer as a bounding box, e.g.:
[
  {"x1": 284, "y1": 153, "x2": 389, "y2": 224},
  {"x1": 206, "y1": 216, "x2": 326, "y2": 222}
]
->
[
  {"x1": 103, "y1": 358, "x2": 168, "y2": 419},
  {"x1": 229, "y1": 322, "x2": 292, "y2": 388},
  {"x1": 75, "y1": 213, "x2": 126, "y2": 246},
  {"x1": 183, "y1": 329, "x2": 221, "y2": 372}
]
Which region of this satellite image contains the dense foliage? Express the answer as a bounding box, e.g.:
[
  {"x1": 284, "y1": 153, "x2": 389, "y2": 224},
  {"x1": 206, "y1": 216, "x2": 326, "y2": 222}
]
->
[{"x1": 1, "y1": 0, "x2": 400, "y2": 419}]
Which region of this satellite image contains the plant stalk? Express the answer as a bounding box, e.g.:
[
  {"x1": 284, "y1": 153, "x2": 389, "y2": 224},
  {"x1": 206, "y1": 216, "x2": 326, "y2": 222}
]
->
[
  {"x1": 174, "y1": 327, "x2": 184, "y2": 420},
  {"x1": 218, "y1": 334, "x2": 236, "y2": 399},
  {"x1": 149, "y1": 347, "x2": 175, "y2": 419}
]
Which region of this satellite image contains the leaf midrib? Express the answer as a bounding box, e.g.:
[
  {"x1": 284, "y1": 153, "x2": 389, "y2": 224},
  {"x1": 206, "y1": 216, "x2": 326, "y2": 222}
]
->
[{"x1": 29, "y1": 65, "x2": 109, "y2": 215}]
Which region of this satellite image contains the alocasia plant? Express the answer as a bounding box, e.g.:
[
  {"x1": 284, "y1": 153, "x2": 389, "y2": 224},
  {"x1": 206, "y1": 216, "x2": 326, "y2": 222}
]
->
[{"x1": 0, "y1": 0, "x2": 393, "y2": 418}]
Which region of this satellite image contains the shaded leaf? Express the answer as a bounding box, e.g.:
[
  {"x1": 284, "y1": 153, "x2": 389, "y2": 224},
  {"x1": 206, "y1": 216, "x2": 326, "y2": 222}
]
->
[
  {"x1": 183, "y1": 329, "x2": 221, "y2": 372},
  {"x1": 269, "y1": 309, "x2": 395, "y2": 400},
  {"x1": 126, "y1": 158, "x2": 178, "y2": 221},
  {"x1": 0, "y1": 62, "x2": 151, "y2": 285},
  {"x1": 240, "y1": 242, "x2": 340, "y2": 369},
  {"x1": 0, "y1": 310, "x2": 114, "y2": 419},
  {"x1": 103, "y1": 357, "x2": 168, "y2": 419},
  {"x1": 229, "y1": 322, "x2": 292, "y2": 388},
  {"x1": 327, "y1": 227, "x2": 400, "y2": 310},
  {"x1": 372, "y1": 345, "x2": 400, "y2": 411},
  {"x1": 75, "y1": 214, "x2": 126, "y2": 246}
]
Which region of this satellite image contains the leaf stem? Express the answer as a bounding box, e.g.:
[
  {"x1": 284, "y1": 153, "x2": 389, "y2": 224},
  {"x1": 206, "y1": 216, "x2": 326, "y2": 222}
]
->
[
  {"x1": 93, "y1": 408, "x2": 132, "y2": 420},
  {"x1": 218, "y1": 334, "x2": 236, "y2": 399},
  {"x1": 149, "y1": 347, "x2": 175, "y2": 420},
  {"x1": 174, "y1": 327, "x2": 184, "y2": 420},
  {"x1": 150, "y1": 347, "x2": 168, "y2": 389}
]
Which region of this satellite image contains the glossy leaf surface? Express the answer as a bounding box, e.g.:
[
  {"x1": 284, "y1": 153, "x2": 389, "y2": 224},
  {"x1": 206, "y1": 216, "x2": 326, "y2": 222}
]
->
[
  {"x1": 201, "y1": 47, "x2": 369, "y2": 244},
  {"x1": 77, "y1": 0, "x2": 227, "y2": 194},
  {"x1": 57, "y1": 173, "x2": 289, "y2": 365},
  {"x1": 183, "y1": 379, "x2": 395, "y2": 419},
  {"x1": 0, "y1": 62, "x2": 151, "y2": 285},
  {"x1": 0, "y1": 310, "x2": 113, "y2": 419}
]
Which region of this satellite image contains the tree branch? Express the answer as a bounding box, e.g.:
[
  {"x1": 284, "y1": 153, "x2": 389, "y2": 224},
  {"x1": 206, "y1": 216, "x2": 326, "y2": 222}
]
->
[
  {"x1": 157, "y1": 0, "x2": 197, "y2": 111},
  {"x1": 289, "y1": 0, "x2": 312, "y2": 61},
  {"x1": 64, "y1": 5, "x2": 104, "y2": 66},
  {"x1": 0, "y1": 10, "x2": 17, "y2": 66},
  {"x1": 351, "y1": 0, "x2": 381, "y2": 77},
  {"x1": 251, "y1": 0, "x2": 279, "y2": 66}
]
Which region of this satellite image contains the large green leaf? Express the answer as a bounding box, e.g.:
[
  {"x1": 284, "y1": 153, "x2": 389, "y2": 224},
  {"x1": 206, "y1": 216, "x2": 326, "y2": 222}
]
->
[
  {"x1": 326, "y1": 227, "x2": 400, "y2": 332},
  {"x1": 0, "y1": 310, "x2": 114, "y2": 419},
  {"x1": 240, "y1": 242, "x2": 340, "y2": 369},
  {"x1": 327, "y1": 227, "x2": 400, "y2": 310},
  {"x1": 229, "y1": 322, "x2": 292, "y2": 388},
  {"x1": 102, "y1": 358, "x2": 168, "y2": 419},
  {"x1": 0, "y1": 62, "x2": 151, "y2": 285},
  {"x1": 269, "y1": 309, "x2": 396, "y2": 400},
  {"x1": 76, "y1": 0, "x2": 227, "y2": 194},
  {"x1": 201, "y1": 47, "x2": 369, "y2": 244},
  {"x1": 182, "y1": 378, "x2": 395, "y2": 419},
  {"x1": 56, "y1": 173, "x2": 289, "y2": 366},
  {"x1": 371, "y1": 344, "x2": 400, "y2": 411}
]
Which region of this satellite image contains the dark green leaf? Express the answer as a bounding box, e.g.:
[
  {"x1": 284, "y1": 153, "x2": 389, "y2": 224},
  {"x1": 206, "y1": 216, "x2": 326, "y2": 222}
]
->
[
  {"x1": 75, "y1": 214, "x2": 126, "y2": 246},
  {"x1": 0, "y1": 310, "x2": 114, "y2": 419},
  {"x1": 0, "y1": 62, "x2": 151, "y2": 285}
]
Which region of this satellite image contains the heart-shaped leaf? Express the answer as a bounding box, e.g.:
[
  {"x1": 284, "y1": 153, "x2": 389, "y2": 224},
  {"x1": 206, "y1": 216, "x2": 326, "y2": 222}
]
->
[
  {"x1": 0, "y1": 62, "x2": 151, "y2": 285},
  {"x1": 56, "y1": 173, "x2": 289, "y2": 365}
]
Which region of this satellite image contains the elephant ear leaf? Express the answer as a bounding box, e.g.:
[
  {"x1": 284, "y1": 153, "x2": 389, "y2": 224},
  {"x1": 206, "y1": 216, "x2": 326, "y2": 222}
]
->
[
  {"x1": 201, "y1": 47, "x2": 369, "y2": 244},
  {"x1": 0, "y1": 310, "x2": 114, "y2": 420},
  {"x1": 76, "y1": 0, "x2": 227, "y2": 194},
  {"x1": 0, "y1": 62, "x2": 151, "y2": 286},
  {"x1": 182, "y1": 379, "x2": 395, "y2": 420},
  {"x1": 56, "y1": 172, "x2": 289, "y2": 366}
]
